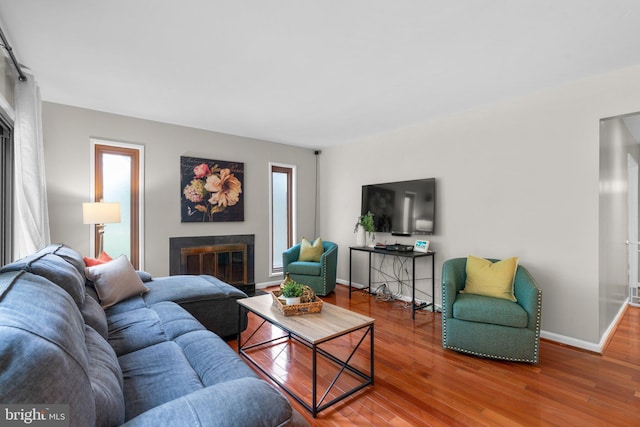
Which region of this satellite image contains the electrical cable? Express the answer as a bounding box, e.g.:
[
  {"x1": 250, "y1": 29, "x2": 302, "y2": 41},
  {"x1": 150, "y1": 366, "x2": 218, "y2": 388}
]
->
[
  {"x1": 362, "y1": 252, "x2": 437, "y2": 315},
  {"x1": 367, "y1": 252, "x2": 435, "y2": 310}
]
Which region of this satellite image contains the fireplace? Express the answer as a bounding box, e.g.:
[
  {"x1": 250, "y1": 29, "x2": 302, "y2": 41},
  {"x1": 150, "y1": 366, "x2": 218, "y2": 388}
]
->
[{"x1": 169, "y1": 235, "x2": 255, "y2": 295}]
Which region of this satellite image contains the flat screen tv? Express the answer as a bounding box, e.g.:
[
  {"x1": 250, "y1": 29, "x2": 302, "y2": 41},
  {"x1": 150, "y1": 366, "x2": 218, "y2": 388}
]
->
[{"x1": 361, "y1": 178, "x2": 436, "y2": 235}]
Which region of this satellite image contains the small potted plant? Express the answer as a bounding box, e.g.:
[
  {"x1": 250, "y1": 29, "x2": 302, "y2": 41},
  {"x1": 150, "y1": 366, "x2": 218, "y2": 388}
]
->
[
  {"x1": 281, "y1": 280, "x2": 304, "y2": 305},
  {"x1": 354, "y1": 211, "x2": 375, "y2": 246}
]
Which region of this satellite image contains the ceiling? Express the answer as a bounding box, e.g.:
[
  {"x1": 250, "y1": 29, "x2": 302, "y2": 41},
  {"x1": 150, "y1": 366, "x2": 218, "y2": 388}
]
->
[{"x1": 1, "y1": 1, "x2": 640, "y2": 149}]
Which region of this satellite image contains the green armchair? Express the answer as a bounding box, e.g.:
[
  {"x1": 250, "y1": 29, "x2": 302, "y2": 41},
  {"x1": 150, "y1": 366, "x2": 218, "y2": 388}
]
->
[
  {"x1": 282, "y1": 241, "x2": 338, "y2": 296},
  {"x1": 441, "y1": 258, "x2": 542, "y2": 363}
]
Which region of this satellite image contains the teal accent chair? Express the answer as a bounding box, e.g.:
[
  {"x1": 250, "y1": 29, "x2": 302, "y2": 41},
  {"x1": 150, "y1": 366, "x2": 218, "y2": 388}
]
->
[
  {"x1": 441, "y1": 258, "x2": 542, "y2": 363},
  {"x1": 282, "y1": 241, "x2": 338, "y2": 296}
]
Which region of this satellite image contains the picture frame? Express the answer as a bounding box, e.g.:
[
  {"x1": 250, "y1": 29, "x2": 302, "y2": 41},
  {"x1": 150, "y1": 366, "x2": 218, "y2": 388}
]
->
[
  {"x1": 181, "y1": 156, "x2": 244, "y2": 223},
  {"x1": 414, "y1": 239, "x2": 429, "y2": 253}
]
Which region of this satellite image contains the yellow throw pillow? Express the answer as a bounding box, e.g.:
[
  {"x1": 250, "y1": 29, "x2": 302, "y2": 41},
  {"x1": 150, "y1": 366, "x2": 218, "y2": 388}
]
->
[
  {"x1": 463, "y1": 255, "x2": 518, "y2": 302},
  {"x1": 298, "y1": 237, "x2": 324, "y2": 262}
]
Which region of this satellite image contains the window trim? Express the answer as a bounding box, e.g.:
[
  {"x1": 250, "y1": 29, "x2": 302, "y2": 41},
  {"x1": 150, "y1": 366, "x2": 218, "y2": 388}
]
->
[
  {"x1": 269, "y1": 162, "x2": 296, "y2": 276},
  {"x1": 0, "y1": 112, "x2": 13, "y2": 265},
  {"x1": 90, "y1": 138, "x2": 145, "y2": 269}
]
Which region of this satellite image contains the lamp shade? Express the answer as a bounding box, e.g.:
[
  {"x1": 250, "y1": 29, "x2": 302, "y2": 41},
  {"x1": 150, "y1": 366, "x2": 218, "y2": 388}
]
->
[{"x1": 82, "y1": 202, "x2": 121, "y2": 224}]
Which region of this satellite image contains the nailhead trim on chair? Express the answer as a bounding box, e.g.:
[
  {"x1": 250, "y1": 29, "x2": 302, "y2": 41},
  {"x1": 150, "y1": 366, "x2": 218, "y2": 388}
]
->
[
  {"x1": 444, "y1": 345, "x2": 537, "y2": 363},
  {"x1": 321, "y1": 255, "x2": 327, "y2": 295},
  {"x1": 441, "y1": 278, "x2": 542, "y2": 364},
  {"x1": 532, "y1": 289, "x2": 542, "y2": 363},
  {"x1": 441, "y1": 280, "x2": 450, "y2": 351}
]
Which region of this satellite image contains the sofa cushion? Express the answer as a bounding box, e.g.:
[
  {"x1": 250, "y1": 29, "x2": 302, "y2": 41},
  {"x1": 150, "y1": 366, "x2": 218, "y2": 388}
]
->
[
  {"x1": 286, "y1": 261, "x2": 321, "y2": 276},
  {"x1": 1, "y1": 251, "x2": 86, "y2": 307},
  {"x1": 141, "y1": 275, "x2": 246, "y2": 305},
  {"x1": 108, "y1": 301, "x2": 206, "y2": 357},
  {"x1": 108, "y1": 307, "x2": 168, "y2": 357},
  {"x1": 85, "y1": 284, "x2": 100, "y2": 301},
  {"x1": 453, "y1": 293, "x2": 528, "y2": 328},
  {"x1": 85, "y1": 325, "x2": 125, "y2": 427},
  {"x1": 122, "y1": 377, "x2": 293, "y2": 427},
  {"x1": 174, "y1": 329, "x2": 258, "y2": 386},
  {"x1": 119, "y1": 329, "x2": 260, "y2": 422},
  {"x1": 298, "y1": 237, "x2": 323, "y2": 262},
  {"x1": 137, "y1": 270, "x2": 153, "y2": 282},
  {"x1": 119, "y1": 340, "x2": 207, "y2": 420},
  {"x1": 0, "y1": 243, "x2": 84, "y2": 274},
  {"x1": 81, "y1": 292, "x2": 109, "y2": 339},
  {"x1": 51, "y1": 244, "x2": 88, "y2": 276},
  {"x1": 104, "y1": 293, "x2": 147, "y2": 316},
  {"x1": 133, "y1": 275, "x2": 249, "y2": 338},
  {"x1": 0, "y1": 271, "x2": 96, "y2": 427},
  {"x1": 85, "y1": 255, "x2": 149, "y2": 308},
  {"x1": 111, "y1": 300, "x2": 260, "y2": 422},
  {"x1": 463, "y1": 255, "x2": 518, "y2": 302}
]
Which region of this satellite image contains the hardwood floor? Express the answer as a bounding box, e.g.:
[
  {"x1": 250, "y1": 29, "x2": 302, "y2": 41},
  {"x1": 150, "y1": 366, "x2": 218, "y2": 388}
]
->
[{"x1": 228, "y1": 285, "x2": 640, "y2": 426}]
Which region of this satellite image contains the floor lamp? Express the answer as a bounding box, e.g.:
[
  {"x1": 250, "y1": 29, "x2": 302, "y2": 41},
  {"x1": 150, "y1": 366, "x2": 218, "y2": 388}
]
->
[{"x1": 83, "y1": 202, "x2": 121, "y2": 256}]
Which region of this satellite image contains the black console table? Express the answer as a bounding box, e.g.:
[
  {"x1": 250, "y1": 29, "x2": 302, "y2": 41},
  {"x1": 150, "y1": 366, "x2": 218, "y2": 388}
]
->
[{"x1": 349, "y1": 246, "x2": 435, "y2": 319}]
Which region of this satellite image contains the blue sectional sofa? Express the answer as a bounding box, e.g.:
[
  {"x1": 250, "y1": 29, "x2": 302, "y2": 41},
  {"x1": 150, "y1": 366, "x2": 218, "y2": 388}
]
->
[{"x1": 0, "y1": 244, "x2": 304, "y2": 426}]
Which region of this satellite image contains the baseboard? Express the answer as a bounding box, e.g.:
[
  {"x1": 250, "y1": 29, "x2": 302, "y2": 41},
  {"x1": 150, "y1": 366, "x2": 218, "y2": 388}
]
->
[
  {"x1": 539, "y1": 331, "x2": 601, "y2": 353},
  {"x1": 338, "y1": 279, "x2": 631, "y2": 354},
  {"x1": 258, "y1": 279, "x2": 369, "y2": 291},
  {"x1": 523, "y1": 300, "x2": 628, "y2": 354},
  {"x1": 598, "y1": 299, "x2": 628, "y2": 352},
  {"x1": 256, "y1": 280, "x2": 281, "y2": 289}
]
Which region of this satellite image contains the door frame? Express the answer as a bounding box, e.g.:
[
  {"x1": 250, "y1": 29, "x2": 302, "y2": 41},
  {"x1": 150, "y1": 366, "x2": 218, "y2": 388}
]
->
[{"x1": 628, "y1": 154, "x2": 640, "y2": 306}]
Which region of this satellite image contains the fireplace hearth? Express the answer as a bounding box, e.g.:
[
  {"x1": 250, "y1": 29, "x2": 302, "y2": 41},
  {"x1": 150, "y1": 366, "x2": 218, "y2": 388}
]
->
[{"x1": 169, "y1": 235, "x2": 255, "y2": 295}]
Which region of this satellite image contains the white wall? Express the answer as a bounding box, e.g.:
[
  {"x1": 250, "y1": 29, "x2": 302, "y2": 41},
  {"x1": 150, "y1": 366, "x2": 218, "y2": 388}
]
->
[
  {"x1": 40, "y1": 65, "x2": 640, "y2": 347},
  {"x1": 42, "y1": 102, "x2": 318, "y2": 284},
  {"x1": 319, "y1": 65, "x2": 640, "y2": 346}
]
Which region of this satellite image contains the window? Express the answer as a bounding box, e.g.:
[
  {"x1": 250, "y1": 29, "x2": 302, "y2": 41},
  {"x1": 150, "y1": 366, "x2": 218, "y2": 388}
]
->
[
  {"x1": 270, "y1": 163, "x2": 295, "y2": 275},
  {"x1": 0, "y1": 115, "x2": 12, "y2": 264},
  {"x1": 91, "y1": 139, "x2": 144, "y2": 269}
]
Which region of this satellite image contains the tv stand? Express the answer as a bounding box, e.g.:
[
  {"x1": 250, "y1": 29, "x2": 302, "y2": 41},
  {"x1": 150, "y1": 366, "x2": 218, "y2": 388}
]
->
[
  {"x1": 348, "y1": 246, "x2": 435, "y2": 319},
  {"x1": 391, "y1": 231, "x2": 411, "y2": 236}
]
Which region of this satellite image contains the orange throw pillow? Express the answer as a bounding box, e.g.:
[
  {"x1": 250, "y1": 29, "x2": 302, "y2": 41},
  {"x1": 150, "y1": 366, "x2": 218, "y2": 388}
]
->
[{"x1": 83, "y1": 251, "x2": 113, "y2": 267}]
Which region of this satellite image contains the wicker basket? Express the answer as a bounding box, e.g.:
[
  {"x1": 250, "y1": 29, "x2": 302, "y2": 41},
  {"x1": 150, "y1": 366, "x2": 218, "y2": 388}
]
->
[{"x1": 272, "y1": 290, "x2": 323, "y2": 316}]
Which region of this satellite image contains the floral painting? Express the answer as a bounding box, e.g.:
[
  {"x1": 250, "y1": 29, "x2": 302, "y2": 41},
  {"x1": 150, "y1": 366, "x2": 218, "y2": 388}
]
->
[{"x1": 181, "y1": 156, "x2": 244, "y2": 222}]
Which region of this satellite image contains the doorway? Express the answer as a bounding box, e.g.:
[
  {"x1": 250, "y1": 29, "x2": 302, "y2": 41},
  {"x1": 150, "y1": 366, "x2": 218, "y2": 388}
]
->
[{"x1": 598, "y1": 113, "x2": 640, "y2": 333}]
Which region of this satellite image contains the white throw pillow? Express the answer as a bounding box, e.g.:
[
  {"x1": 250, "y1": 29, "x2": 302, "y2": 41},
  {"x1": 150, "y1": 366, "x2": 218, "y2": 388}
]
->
[{"x1": 85, "y1": 255, "x2": 149, "y2": 308}]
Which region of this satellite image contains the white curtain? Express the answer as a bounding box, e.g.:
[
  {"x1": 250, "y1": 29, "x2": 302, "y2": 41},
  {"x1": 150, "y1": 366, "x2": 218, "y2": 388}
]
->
[{"x1": 13, "y1": 72, "x2": 50, "y2": 258}]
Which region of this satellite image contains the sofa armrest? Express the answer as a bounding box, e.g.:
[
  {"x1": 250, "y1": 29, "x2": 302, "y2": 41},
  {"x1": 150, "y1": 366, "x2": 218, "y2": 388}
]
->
[
  {"x1": 513, "y1": 265, "x2": 542, "y2": 331},
  {"x1": 321, "y1": 243, "x2": 338, "y2": 286},
  {"x1": 441, "y1": 258, "x2": 467, "y2": 317},
  {"x1": 320, "y1": 243, "x2": 338, "y2": 264},
  {"x1": 123, "y1": 377, "x2": 293, "y2": 427},
  {"x1": 282, "y1": 244, "x2": 301, "y2": 272}
]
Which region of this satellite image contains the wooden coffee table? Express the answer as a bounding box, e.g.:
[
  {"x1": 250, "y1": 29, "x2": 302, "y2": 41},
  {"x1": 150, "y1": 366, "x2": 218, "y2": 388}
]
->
[{"x1": 237, "y1": 294, "x2": 374, "y2": 417}]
